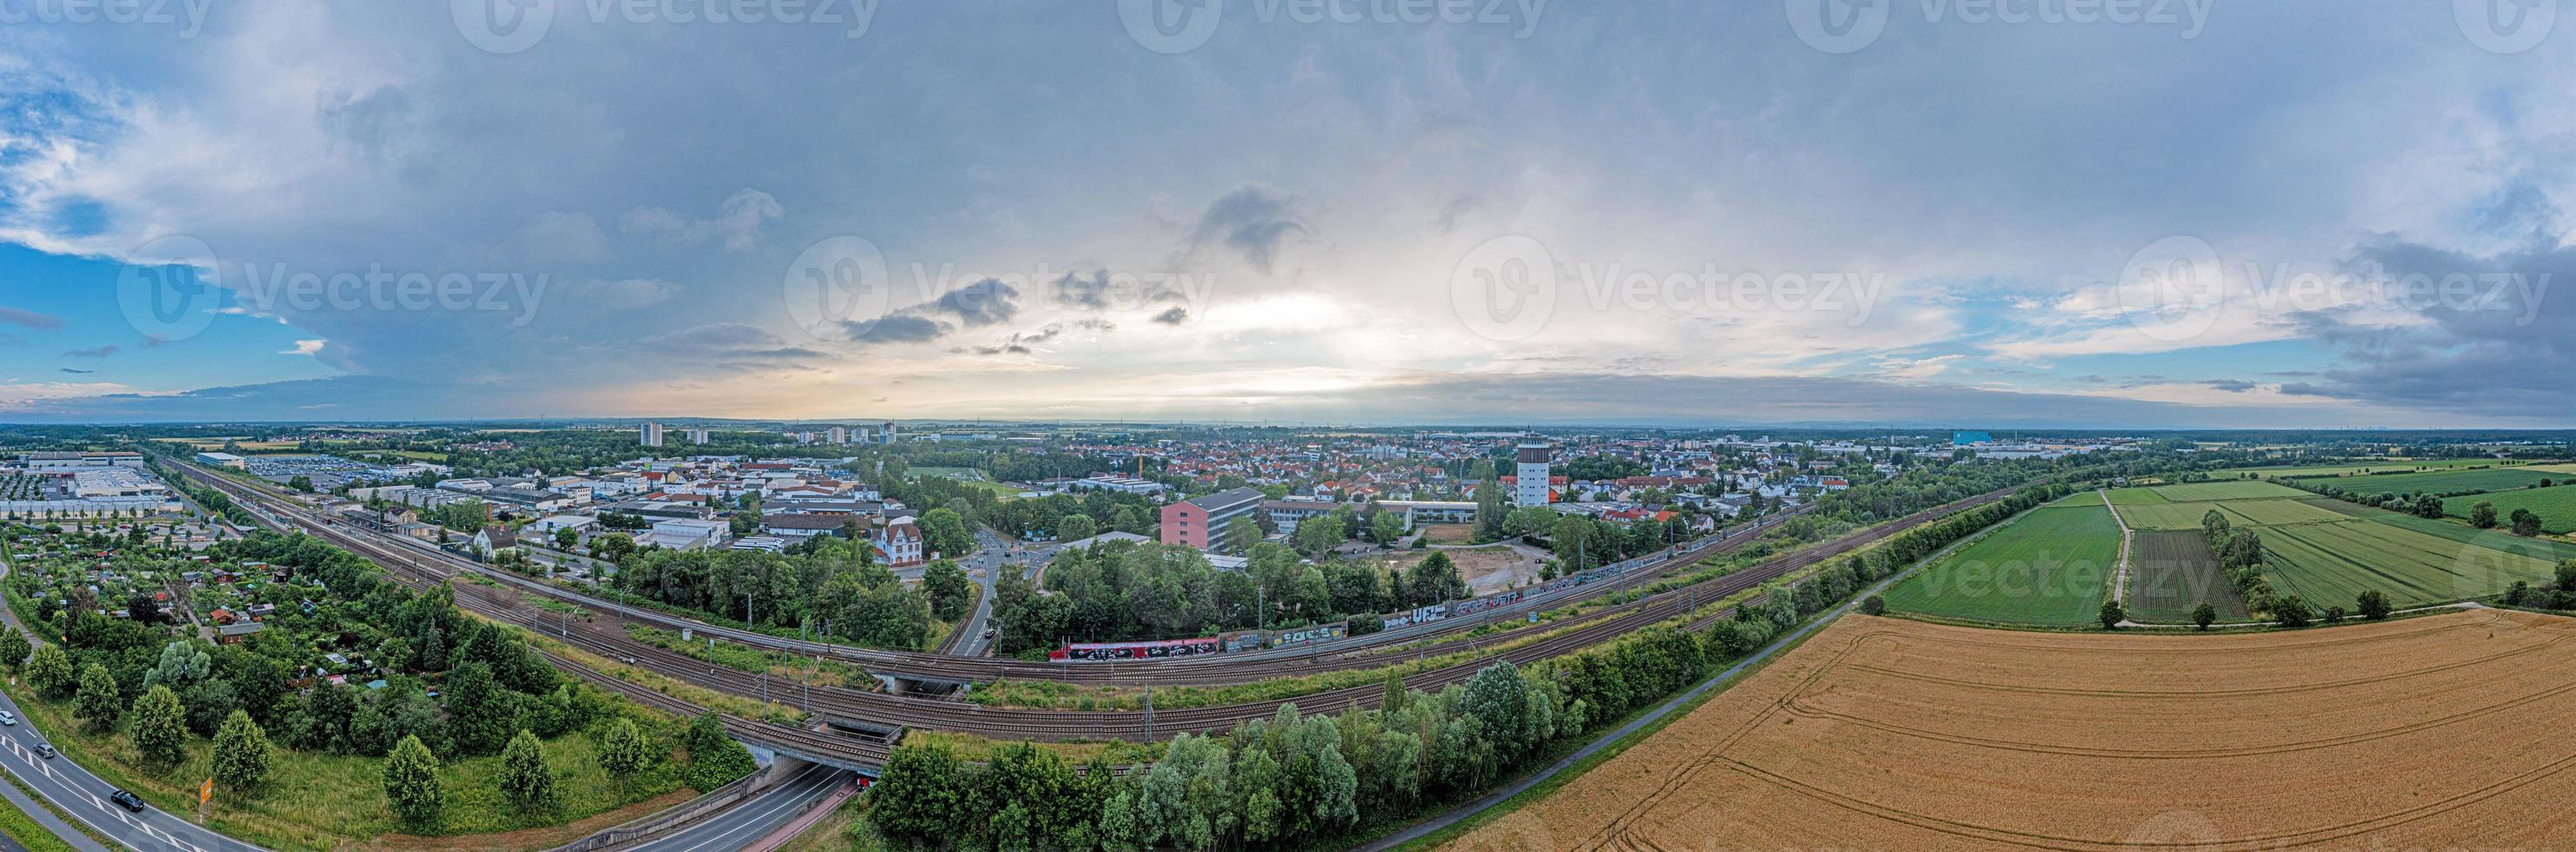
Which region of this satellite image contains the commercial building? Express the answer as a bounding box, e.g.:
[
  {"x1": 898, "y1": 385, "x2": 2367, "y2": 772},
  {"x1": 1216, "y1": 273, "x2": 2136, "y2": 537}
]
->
[
  {"x1": 1514, "y1": 442, "x2": 1553, "y2": 507},
  {"x1": 194, "y1": 451, "x2": 247, "y2": 469},
  {"x1": 1160, "y1": 487, "x2": 1265, "y2": 550}
]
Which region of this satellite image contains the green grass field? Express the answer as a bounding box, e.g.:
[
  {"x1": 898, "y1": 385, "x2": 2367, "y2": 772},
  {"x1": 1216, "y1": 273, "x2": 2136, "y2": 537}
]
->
[
  {"x1": 911, "y1": 466, "x2": 988, "y2": 481},
  {"x1": 2441, "y1": 487, "x2": 2576, "y2": 535},
  {"x1": 2104, "y1": 487, "x2": 2168, "y2": 505},
  {"x1": 2116, "y1": 498, "x2": 2347, "y2": 531},
  {"x1": 2148, "y1": 480, "x2": 2312, "y2": 502},
  {"x1": 1883, "y1": 505, "x2": 2119, "y2": 626},
  {"x1": 2319, "y1": 468, "x2": 2559, "y2": 497},
  {"x1": 2044, "y1": 490, "x2": 2106, "y2": 508},
  {"x1": 2309, "y1": 499, "x2": 2576, "y2": 562},
  {"x1": 2236, "y1": 459, "x2": 2531, "y2": 478},
  {"x1": 2260, "y1": 520, "x2": 2560, "y2": 609}
]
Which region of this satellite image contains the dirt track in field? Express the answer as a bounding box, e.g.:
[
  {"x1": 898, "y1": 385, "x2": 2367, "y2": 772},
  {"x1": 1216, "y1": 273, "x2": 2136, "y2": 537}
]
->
[{"x1": 1448, "y1": 610, "x2": 2576, "y2": 851}]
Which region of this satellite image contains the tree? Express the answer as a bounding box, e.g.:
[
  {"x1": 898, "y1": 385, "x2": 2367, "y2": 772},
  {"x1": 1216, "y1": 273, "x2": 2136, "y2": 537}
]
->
[
  {"x1": 922, "y1": 559, "x2": 972, "y2": 622},
  {"x1": 2471, "y1": 502, "x2": 2499, "y2": 529},
  {"x1": 553, "y1": 526, "x2": 579, "y2": 549},
  {"x1": 919, "y1": 509, "x2": 973, "y2": 559},
  {"x1": 1369, "y1": 512, "x2": 1406, "y2": 547},
  {"x1": 130, "y1": 684, "x2": 189, "y2": 765},
  {"x1": 383, "y1": 735, "x2": 443, "y2": 828},
  {"x1": 75, "y1": 662, "x2": 121, "y2": 732},
  {"x1": 26, "y1": 645, "x2": 74, "y2": 698},
  {"x1": 499, "y1": 729, "x2": 561, "y2": 812},
  {"x1": 2097, "y1": 600, "x2": 2127, "y2": 630},
  {"x1": 871, "y1": 742, "x2": 968, "y2": 840},
  {"x1": 596, "y1": 717, "x2": 653, "y2": 779},
  {"x1": 1224, "y1": 516, "x2": 1263, "y2": 554},
  {"x1": 212, "y1": 709, "x2": 272, "y2": 791},
  {"x1": 2512, "y1": 509, "x2": 2544, "y2": 537},
  {"x1": 0, "y1": 628, "x2": 28, "y2": 670},
  {"x1": 443, "y1": 662, "x2": 514, "y2": 755},
  {"x1": 1858, "y1": 595, "x2": 1886, "y2": 616},
  {"x1": 288, "y1": 475, "x2": 314, "y2": 493},
  {"x1": 2273, "y1": 596, "x2": 2313, "y2": 628},
  {"x1": 2356, "y1": 589, "x2": 2391, "y2": 620},
  {"x1": 1055, "y1": 513, "x2": 1097, "y2": 543},
  {"x1": 682, "y1": 711, "x2": 755, "y2": 791}
]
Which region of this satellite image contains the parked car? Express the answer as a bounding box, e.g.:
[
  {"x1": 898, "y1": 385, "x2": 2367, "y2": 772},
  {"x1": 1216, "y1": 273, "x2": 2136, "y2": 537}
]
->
[
  {"x1": 110, "y1": 789, "x2": 145, "y2": 812},
  {"x1": 33, "y1": 743, "x2": 54, "y2": 760}
]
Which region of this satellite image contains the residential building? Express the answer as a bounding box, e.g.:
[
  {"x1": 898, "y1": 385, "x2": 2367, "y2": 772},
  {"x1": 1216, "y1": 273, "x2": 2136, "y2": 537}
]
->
[
  {"x1": 1514, "y1": 442, "x2": 1553, "y2": 507},
  {"x1": 874, "y1": 515, "x2": 925, "y2": 567},
  {"x1": 642, "y1": 422, "x2": 664, "y2": 447},
  {"x1": 1160, "y1": 487, "x2": 1265, "y2": 550}
]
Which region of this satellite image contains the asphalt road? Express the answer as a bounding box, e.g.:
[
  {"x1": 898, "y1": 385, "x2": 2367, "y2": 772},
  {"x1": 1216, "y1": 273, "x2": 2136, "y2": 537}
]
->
[
  {"x1": 629, "y1": 762, "x2": 849, "y2": 852},
  {"x1": 949, "y1": 527, "x2": 1054, "y2": 657},
  {"x1": 0, "y1": 686, "x2": 263, "y2": 852}
]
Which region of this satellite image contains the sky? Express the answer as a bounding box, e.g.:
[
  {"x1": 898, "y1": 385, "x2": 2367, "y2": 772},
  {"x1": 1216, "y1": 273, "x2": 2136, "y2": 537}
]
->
[{"x1": 0, "y1": 1, "x2": 2569, "y2": 428}]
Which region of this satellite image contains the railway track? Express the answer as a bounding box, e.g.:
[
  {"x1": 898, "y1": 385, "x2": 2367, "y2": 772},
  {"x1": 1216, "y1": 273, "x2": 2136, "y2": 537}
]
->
[
  {"x1": 172, "y1": 460, "x2": 1825, "y2": 685},
  {"x1": 175, "y1": 458, "x2": 2028, "y2": 745}
]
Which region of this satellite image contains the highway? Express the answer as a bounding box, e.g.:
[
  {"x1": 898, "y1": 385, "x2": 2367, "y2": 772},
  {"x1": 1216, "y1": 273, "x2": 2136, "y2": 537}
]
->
[
  {"x1": 628, "y1": 763, "x2": 851, "y2": 852},
  {"x1": 0, "y1": 557, "x2": 262, "y2": 852}
]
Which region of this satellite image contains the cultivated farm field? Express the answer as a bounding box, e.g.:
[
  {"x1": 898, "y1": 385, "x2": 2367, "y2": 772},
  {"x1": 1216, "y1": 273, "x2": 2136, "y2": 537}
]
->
[
  {"x1": 2116, "y1": 497, "x2": 2347, "y2": 531},
  {"x1": 2442, "y1": 487, "x2": 2576, "y2": 535},
  {"x1": 1881, "y1": 505, "x2": 2116, "y2": 626},
  {"x1": 2102, "y1": 487, "x2": 2168, "y2": 505},
  {"x1": 2125, "y1": 529, "x2": 2247, "y2": 622},
  {"x1": 2318, "y1": 468, "x2": 2558, "y2": 497},
  {"x1": 2147, "y1": 480, "x2": 2311, "y2": 502},
  {"x1": 2260, "y1": 520, "x2": 2559, "y2": 609},
  {"x1": 1449, "y1": 611, "x2": 2576, "y2": 851},
  {"x1": 2240, "y1": 458, "x2": 2531, "y2": 478},
  {"x1": 2309, "y1": 499, "x2": 2576, "y2": 562}
]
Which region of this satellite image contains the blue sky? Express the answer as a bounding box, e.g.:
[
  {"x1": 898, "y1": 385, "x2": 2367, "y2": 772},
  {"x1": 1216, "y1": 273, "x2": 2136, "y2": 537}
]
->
[{"x1": 0, "y1": 2, "x2": 2567, "y2": 427}]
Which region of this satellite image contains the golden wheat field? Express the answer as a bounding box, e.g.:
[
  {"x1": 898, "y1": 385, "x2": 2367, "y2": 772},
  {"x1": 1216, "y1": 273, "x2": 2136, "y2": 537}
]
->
[{"x1": 1448, "y1": 610, "x2": 2576, "y2": 851}]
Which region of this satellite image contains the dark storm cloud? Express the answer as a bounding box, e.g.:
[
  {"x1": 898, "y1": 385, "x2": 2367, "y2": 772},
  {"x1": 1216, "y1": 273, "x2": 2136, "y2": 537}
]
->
[
  {"x1": 2270, "y1": 237, "x2": 2571, "y2": 420},
  {"x1": 1187, "y1": 185, "x2": 1306, "y2": 275},
  {"x1": 929, "y1": 278, "x2": 1020, "y2": 327}
]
